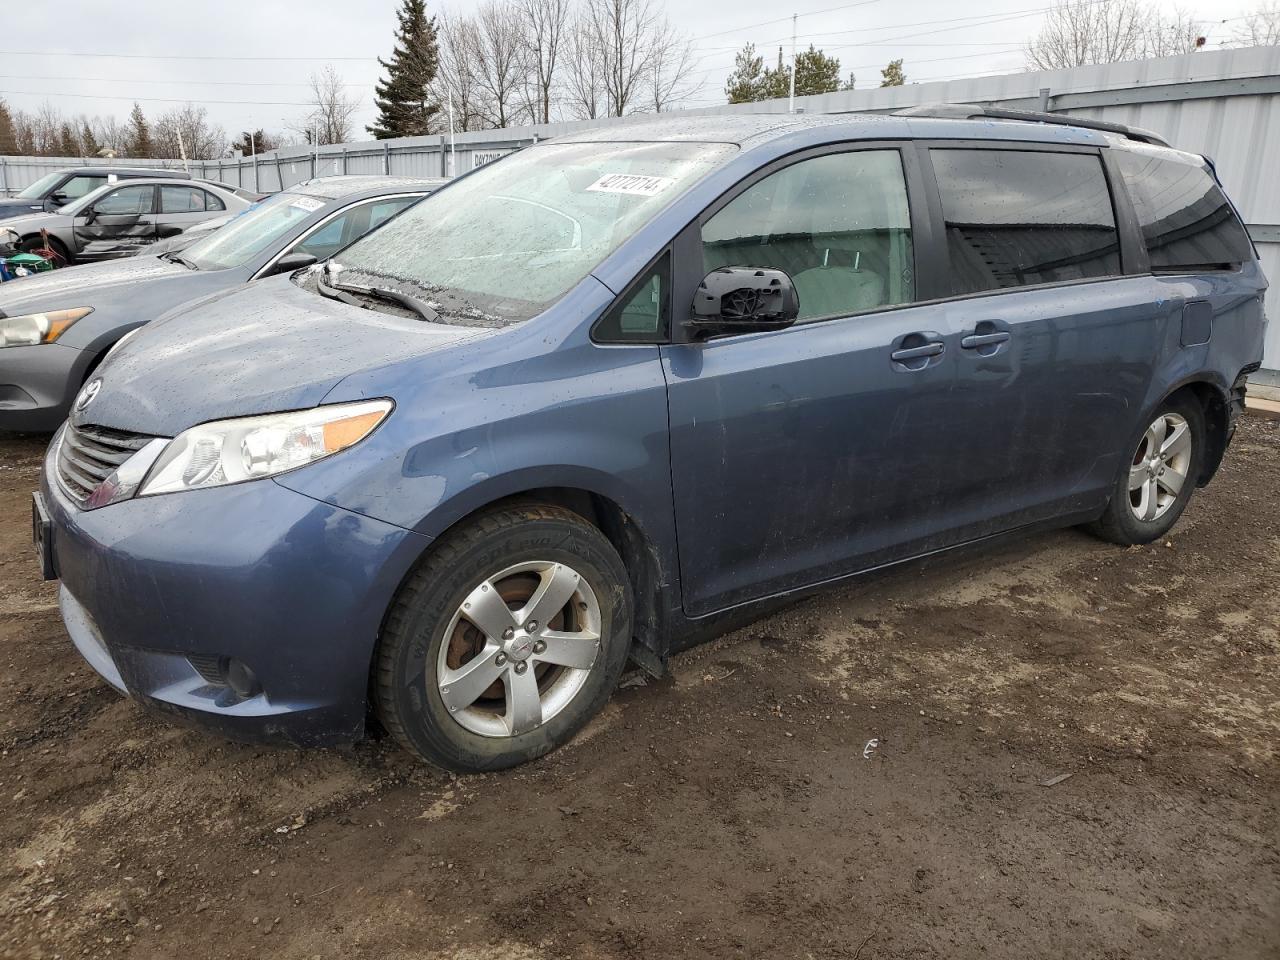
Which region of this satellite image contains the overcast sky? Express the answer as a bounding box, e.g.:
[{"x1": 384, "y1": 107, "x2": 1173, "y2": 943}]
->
[{"x1": 2, "y1": 0, "x2": 1264, "y2": 142}]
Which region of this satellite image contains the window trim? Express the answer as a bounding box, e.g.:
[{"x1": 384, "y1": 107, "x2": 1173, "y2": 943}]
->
[
  {"x1": 918, "y1": 141, "x2": 1131, "y2": 305},
  {"x1": 249, "y1": 191, "x2": 428, "y2": 279}
]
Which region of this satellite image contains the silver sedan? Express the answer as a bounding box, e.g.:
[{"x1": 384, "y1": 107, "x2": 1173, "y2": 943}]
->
[{"x1": 1, "y1": 179, "x2": 249, "y2": 266}]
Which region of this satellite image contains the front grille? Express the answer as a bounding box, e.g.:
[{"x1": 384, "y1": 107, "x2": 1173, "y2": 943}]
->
[{"x1": 57, "y1": 423, "x2": 157, "y2": 502}]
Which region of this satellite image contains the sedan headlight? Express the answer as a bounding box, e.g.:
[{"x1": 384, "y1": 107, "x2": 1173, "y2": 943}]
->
[
  {"x1": 0, "y1": 307, "x2": 93, "y2": 348},
  {"x1": 137, "y1": 400, "x2": 392, "y2": 497}
]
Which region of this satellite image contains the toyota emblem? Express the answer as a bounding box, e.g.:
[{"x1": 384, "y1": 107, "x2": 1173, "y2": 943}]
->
[{"x1": 74, "y1": 378, "x2": 102, "y2": 413}]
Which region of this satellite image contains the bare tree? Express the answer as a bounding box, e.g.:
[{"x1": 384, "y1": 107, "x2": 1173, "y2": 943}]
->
[
  {"x1": 470, "y1": 2, "x2": 526, "y2": 127},
  {"x1": 1026, "y1": 0, "x2": 1148, "y2": 69},
  {"x1": 153, "y1": 104, "x2": 227, "y2": 161},
  {"x1": 585, "y1": 0, "x2": 661, "y2": 117},
  {"x1": 564, "y1": 13, "x2": 606, "y2": 119},
  {"x1": 518, "y1": 0, "x2": 571, "y2": 124},
  {"x1": 1144, "y1": 6, "x2": 1204, "y2": 57},
  {"x1": 295, "y1": 65, "x2": 360, "y2": 144},
  {"x1": 433, "y1": 14, "x2": 490, "y2": 132},
  {"x1": 647, "y1": 17, "x2": 699, "y2": 112},
  {"x1": 1234, "y1": 2, "x2": 1280, "y2": 46}
]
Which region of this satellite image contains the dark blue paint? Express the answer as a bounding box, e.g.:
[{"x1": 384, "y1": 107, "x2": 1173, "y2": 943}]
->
[{"x1": 38, "y1": 114, "x2": 1268, "y2": 747}]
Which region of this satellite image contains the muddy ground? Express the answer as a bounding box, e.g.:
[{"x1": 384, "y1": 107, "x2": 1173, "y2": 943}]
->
[{"x1": 1, "y1": 419, "x2": 1277, "y2": 960}]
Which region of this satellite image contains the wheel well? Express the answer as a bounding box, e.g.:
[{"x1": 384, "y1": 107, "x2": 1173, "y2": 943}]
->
[
  {"x1": 20, "y1": 232, "x2": 70, "y2": 262},
  {"x1": 420, "y1": 488, "x2": 669, "y2": 673},
  {"x1": 1164, "y1": 381, "x2": 1229, "y2": 486}
]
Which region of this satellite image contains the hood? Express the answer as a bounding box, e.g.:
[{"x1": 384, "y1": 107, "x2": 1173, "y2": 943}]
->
[
  {"x1": 79, "y1": 274, "x2": 497, "y2": 437},
  {"x1": 0, "y1": 197, "x2": 48, "y2": 220},
  {"x1": 0, "y1": 255, "x2": 193, "y2": 316}
]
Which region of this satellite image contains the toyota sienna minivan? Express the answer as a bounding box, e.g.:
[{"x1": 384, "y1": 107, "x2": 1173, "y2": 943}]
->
[{"x1": 33, "y1": 109, "x2": 1267, "y2": 771}]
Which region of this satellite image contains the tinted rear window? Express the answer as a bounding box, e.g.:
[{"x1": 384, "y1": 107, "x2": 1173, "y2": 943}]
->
[
  {"x1": 1114, "y1": 150, "x2": 1253, "y2": 272},
  {"x1": 931, "y1": 149, "x2": 1121, "y2": 296}
]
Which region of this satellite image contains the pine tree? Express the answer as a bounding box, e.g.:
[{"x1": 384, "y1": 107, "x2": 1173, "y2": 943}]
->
[
  {"x1": 58, "y1": 123, "x2": 79, "y2": 157},
  {"x1": 368, "y1": 0, "x2": 441, "y2": 139},
  {"x1": 0, "y1": 99, "x2": 17, "y2": 155},
  {"x1": 793, "y1": 46, "x2": 842, "y2": 96},
  {"x1": 880, "y1": 59, "x2": 906, "y2": 87},
  {"x1": 80, "y1": 120, "x2": 100, "y2": 157},
  {"x1": 127, "y1": 103, "x2": 152, "y2": 158},
  {"x1": 725, "y1": 43, "x2": 766, "y2": 104}
]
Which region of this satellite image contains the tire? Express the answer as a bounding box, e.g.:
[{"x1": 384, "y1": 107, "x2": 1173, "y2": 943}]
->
[
  {"x1": 19, "y1": 234, "x2": 71, "y2": 266},
  {"x1": 1088, "y1": 393, "x2": 1205, "y2": 546},
  {"x1": 373, "y1": 503, "x2": 633, "y2": 772}
]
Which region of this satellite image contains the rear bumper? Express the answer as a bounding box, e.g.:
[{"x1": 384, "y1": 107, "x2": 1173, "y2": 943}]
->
[
  {"x1": 0, "y1": 343, "x2": 87, "y2": 433},
  {"x1": 40, "y1": 438, "x2": 431, "y2": 747}
]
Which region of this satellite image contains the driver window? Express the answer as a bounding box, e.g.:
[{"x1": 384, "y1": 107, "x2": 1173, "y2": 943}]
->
[
  {"x1": 701, "y1": 150, "x2": 914, "y2": 321},
  {"x1": 93, "y1": 185, "x2": 155, "y2": 216}
]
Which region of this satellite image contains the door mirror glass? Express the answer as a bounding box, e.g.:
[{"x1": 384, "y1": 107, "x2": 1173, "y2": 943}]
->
[
  {"x1": 687, "y1": 266, "x2": 799, "y2": 338},
  {"x1": 269, "y1": 251, "x2": 318, "y2": 276}
]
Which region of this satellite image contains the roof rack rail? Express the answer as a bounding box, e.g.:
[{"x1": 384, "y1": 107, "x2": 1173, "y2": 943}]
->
[{"x1": 893, "y1": 103, "x2": 1170, "y2": 148}]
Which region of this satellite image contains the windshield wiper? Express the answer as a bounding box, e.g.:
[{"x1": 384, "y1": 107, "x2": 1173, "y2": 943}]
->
[
  {"x1": 317, "y1": 268, "x2": 441, "y2": 323},
  {"x1": 161, "y1": 252, "x2": 198, "y2": 270}
]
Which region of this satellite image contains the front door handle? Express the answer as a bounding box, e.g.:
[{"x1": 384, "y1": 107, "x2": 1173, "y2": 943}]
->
[
  {"x1": 960, "y1": 332, "x2": 1010, "y2": 349},
  {"x1": 890, "y1": 342, "x2": 945, "y2": 362}
]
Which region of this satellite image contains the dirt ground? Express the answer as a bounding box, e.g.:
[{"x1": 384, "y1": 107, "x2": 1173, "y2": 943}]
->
[{"x1": 1, "y1": 419, "x2": 1277, "y2": 960}]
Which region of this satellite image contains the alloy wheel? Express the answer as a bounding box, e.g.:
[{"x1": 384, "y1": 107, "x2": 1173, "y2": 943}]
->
[
  {"x1": 435, "y1": 560, "x2": 602, "y2": 738},
  {"x1": 1128, "y1": 412, "x2": 1192, "y2": 522}
]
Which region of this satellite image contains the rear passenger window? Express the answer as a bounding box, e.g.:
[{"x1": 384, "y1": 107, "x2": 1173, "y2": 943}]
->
[
  {"x1": 160, "y1": 186, "x2": 206, "y2": 214},
  {"x1": 1113, "y1": 150, "x2": 1253, "y2": 272},
  {"x1": 702, "y1": 150, "x2": 915, "y2": 321},
  {"x1": 204, "y1": 190, "x2": 226, "y2": 212},
  {"x1": 931, "y1": 149, "x2": 1121, "y2": 296}
]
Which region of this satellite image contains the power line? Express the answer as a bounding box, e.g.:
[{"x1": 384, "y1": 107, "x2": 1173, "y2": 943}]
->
[
  {"x1": 692, "y1": 0, "x2": 888, "y2": 41},
  {"x1": 0, "y1": 50, "x2": 377, "y2": 62},
  {"x1": 0, "y1": 74, "x2": 373, "y2": 88},
  {"x1": 0, "y1": 89, "x2": 312, "y2": 107}
]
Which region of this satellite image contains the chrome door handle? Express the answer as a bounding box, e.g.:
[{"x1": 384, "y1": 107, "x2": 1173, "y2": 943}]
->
[{"x1": 960, "y1": 332, "x2": 1010, "y2": 349}]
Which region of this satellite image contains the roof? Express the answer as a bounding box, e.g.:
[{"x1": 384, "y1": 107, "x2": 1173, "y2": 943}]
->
[
  {"x1": 553, "y1": 111, "x2": 1112, "y2": 148},
  {"x1": 288, "y1": 175, "x2": 447, "y2": 200},
  {"x1": 59, "y1": 166, "x2": 189, "y2": 177}
]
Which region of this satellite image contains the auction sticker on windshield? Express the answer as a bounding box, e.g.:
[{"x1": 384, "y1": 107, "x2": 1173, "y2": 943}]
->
[
  {"x1": 586, "y1": 174, "x2": 675, "y2": 197},
  {"x1": 289, "y1": 197, "x2": 325, "y2": 212}
]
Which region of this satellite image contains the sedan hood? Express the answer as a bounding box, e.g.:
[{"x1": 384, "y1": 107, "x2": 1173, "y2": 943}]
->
[
  {"x1": 0, "y1": 255, "x2": 191, "y2": 316},
  {"x1": 0, "y1": 198, "x2": 48, "y2": 220},
  {"x1": 81, "y1": 275, "x2": 497, "y2": 437}
]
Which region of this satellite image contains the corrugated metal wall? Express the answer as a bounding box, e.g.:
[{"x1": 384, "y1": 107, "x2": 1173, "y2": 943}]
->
[{"x1": 2, "y1": 45, "x2": 1278, "y2": 368}]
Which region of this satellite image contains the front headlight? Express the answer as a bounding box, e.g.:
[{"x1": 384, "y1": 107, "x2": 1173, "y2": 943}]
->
[
  {"x1": 0, "y1": 307, "x2": 93, "y2": 348},
  {"x1": 137, "y1": 399, "x2": 392, "y2": 497}
]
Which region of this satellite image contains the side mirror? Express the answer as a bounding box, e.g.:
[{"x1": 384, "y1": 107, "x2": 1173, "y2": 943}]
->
[
  {"x1": 687, "y1": 267, "x2": 799, "y2": 339},
  {"x1": 268, "y1": 251, "x2": 318, "y2": 276},
  {"x1": 81, "y1": 207, "x2": 97, "y2": 225},
  {"x1": 46, "y1": 193, "x2": 68, "y2": 210}
]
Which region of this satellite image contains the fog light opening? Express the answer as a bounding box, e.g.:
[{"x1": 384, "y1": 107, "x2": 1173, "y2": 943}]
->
[{"x1": 225, "y1": 658, "x2": 262, "y2": 699}]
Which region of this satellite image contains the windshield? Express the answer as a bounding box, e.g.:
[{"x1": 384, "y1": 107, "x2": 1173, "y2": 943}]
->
[
  {"x1": 330, "y1": 140, "x2": 736, "y2": 325},
  {"x1": 181, "y1": 192, "x2": 326, "y2": 270},
  {"x1": 16, "y1": 172, "x2": 64, "y2": 200}
]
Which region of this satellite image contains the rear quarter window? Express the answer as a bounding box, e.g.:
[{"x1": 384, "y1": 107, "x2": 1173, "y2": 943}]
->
[{"x1": 1113, "y1": 149, "x2": 1253, "y2": 272}]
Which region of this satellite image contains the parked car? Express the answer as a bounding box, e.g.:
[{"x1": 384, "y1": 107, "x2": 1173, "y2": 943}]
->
[
  {"x1": 33, "y1": 111, "x2": 1266, "y2": 772},
  {"x1": 0, "y1": 179, "x2": 250, "y2": 265},
  {"x1": 0, "y1": 166, "x2": 191, "y2": 221},
  {"x1": 0, "y1": 176, "x2": 442, "y2": 431}
]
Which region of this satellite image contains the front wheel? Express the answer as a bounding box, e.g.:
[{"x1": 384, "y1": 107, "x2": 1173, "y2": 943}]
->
[
  {"x1": 1088, "y1": 394, "x2": 1205, "y2": 545},
  {"x1": 373, "y1": 503, "x2": 632, "y2": 772}
]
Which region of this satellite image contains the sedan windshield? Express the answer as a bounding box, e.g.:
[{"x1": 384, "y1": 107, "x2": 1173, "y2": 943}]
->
[
  {"x1": 330, "y1": 140, "x2": 736, "y2": 325},
  {"x1": 16, "y1": 172, "x2": 64, "y2": 200},
  {"x1": 181, "y1": 192, "x2": 326, "y2": 270}
]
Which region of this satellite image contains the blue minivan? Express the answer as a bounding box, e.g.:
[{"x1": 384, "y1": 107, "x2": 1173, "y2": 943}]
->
[{"x1": 33, "y1": 110, "x2": 1266, "y2": 771}]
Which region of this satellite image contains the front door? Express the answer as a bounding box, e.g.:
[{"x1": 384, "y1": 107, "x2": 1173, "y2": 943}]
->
[
  {"x1": 74, "y1": 184, "x2": 158, "y2": 260},
  {"x1": 664, "y1": 146, "x2": 973, "y2": 617}
]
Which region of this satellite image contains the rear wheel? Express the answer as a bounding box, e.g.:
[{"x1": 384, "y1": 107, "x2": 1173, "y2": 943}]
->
[
  {"x1": 1088, "y1": 394, "x2": 1205, "y2": 545},
  {"x1": 373, "y1": 503, "x2": 632, "y2": 772}
]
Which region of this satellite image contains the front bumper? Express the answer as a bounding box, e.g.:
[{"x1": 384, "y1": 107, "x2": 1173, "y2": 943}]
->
[
  {"x1": 0, "y1": 342, "x2": 88, "y2": 432},
  {"x1": 39, "y1": 440, "x2": 431, "y2": 746}
]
